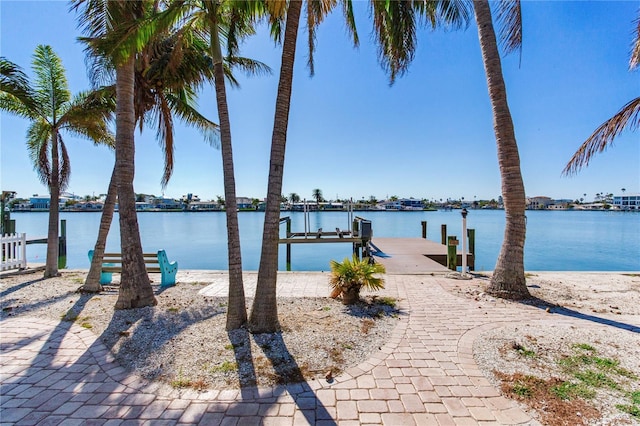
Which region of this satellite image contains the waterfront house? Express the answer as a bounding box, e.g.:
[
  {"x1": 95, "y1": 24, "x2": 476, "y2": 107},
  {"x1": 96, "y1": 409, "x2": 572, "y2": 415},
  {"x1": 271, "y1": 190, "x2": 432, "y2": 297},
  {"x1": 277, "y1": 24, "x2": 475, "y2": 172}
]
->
[
  {"x1": 613, "y1": 194, "x2": 639, "y2": 210},
  {"x1": 527, "y1": 196, "x2": 553, "y2": 210},
  {"x1": 28, "y1": 195, "x2": 69, "y2": 210}
]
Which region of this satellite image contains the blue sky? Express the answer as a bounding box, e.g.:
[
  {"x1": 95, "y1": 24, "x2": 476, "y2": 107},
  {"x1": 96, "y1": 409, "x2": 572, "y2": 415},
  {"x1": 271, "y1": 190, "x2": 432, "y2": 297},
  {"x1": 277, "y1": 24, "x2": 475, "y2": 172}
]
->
[{"x1": 1, "y1": 1, "x2": 638, "y2": 203}]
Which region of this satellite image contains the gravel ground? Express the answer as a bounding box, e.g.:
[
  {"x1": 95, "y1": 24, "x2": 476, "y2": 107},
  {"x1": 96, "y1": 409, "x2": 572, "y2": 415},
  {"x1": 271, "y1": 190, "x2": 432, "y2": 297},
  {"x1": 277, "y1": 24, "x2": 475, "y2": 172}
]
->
[
  {"x1": 447, "y1": 272, "x2": 640, "y2": 426},
  {"x1": 0, "y1": 270, "x2": 400, "y2": 390}
]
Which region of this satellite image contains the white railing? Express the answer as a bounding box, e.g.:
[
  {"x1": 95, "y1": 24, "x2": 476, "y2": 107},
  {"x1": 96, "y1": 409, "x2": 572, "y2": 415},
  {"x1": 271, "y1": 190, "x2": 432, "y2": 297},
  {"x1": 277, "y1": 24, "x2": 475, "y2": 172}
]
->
[{"x1": 1, "y1": 233, "x2": 27, "y2": 271}]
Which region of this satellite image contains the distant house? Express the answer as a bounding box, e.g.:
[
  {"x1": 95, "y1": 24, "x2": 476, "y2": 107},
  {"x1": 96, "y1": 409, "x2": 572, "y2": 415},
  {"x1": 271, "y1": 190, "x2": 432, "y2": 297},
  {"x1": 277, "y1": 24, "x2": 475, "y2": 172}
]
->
[
  {"x1": 28, "y1": 195, "x2": 68, "y2": 210},
  {"x1": 613, "y1": 194, "x2": 639, "y2": 211},
  {"x1": 527, "y1": 196, "x2": 553, "y2": 210},
  {"x1": 236, "y1": 197, "x2": 254, "y2": 209}
]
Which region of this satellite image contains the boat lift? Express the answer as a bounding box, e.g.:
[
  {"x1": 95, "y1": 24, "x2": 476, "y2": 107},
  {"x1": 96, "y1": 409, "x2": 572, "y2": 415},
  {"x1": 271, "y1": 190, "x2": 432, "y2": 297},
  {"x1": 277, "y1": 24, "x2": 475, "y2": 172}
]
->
[{"x1": 278, "y1": 200, "x2": 372, "y2": 270}]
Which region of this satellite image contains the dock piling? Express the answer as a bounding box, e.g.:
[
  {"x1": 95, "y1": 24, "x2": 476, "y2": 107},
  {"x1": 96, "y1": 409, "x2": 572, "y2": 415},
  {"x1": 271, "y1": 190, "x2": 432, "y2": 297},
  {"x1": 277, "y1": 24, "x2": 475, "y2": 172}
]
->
[
  {"x1": 447, "y1": 236, "x2": 458, "y2": 270},
  {"x1": 421, "y1": 221, "x2": 427, "y2": 239},
  {"x1": 58, "y1": 219, "x2": 67, "y2": 269},
  {"x1": 441, "y1": 224, "x2": 447, "y2": 245}
]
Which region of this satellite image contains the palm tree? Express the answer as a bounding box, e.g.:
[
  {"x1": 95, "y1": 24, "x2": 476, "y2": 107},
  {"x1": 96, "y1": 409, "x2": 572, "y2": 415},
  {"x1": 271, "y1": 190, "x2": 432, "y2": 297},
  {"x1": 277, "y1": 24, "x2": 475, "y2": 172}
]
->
[
  {"x1": 0, "y1": 46, "x2": 114, "y2": 278},
  {"x1": 289, "y1": 192, "x2": 300, "y2": 203},
  {"x1": 369, "y1": 1, "x2": 528, "y2": 297},
  {"x1": 312, "y1": 188, "x2": 323, "y2": 205},
  {"x1": 249, "y1": 0, "x2": 359, "y2": 333},
  {"x1": 155, "y1": 0, "x2": 271, "y2": 330},
  {"x1": 72, "y1": 0, "x2": 159, "y2": 308},
  {"x1": 563, "y1": 12, "x2": 639, "y2": 175},
  {"x1": 82, "y1": 31, "x2": 219, "y2": 293},
  {"x1": 473, "y1": 0, "x2": 529, "y2": 299}
]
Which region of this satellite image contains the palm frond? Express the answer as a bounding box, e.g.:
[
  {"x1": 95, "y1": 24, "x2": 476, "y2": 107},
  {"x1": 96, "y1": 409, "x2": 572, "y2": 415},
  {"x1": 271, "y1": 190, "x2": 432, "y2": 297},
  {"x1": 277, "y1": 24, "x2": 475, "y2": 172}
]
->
[
  {"x1": 436, "y1": 0, "x2": 471, "y2": 30},
  {"x1": 0, "y1": 57, "x2": 37, "y2": 110},
  {"x1": 153, "y1": 92, "x2": 175, "y2": 188},
  {"x1": 32, "y1": 45, "x2": 71, "y2": 120},
  {"x1": 371, "y1": 0, "x2": 417, "y2": 84},
  {"x1": 26, "y1": 119, "x2": 52, "y2": 187},
  {"x1": 165, "y1": 91, "x2": 219, "y2": 148},
  {"x1": 496, "y1": 0, "x2": 522, "y2": 63},
  {"x1": 225, "y1": 56, "x2": 272, "y2": 81},
  {"x1": 306, "y1": 0, "x2": 337, "y2": 76},
  {"x1": 0, "y1": 93, "x2": 39, "y2": 120},
  {"x1": 341, "y1": 0, "x2": 360, "y2": 48},
  {"x1": 563, "y1": 97, "x2": 640, "y2": 175},
  {"x1": 59, "y1": 137, "x2": 72, "y2": 191},
  {"x1": 630, "y1": 10, "x2": 640, "y2": 70}
]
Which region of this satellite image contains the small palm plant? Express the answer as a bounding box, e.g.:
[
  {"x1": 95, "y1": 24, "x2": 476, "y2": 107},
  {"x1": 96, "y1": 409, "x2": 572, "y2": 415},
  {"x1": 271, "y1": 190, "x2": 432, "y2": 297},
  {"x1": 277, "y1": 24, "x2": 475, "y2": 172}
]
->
[{"x1": 329, "y1": 256, "x2": 386, "y2": 305}]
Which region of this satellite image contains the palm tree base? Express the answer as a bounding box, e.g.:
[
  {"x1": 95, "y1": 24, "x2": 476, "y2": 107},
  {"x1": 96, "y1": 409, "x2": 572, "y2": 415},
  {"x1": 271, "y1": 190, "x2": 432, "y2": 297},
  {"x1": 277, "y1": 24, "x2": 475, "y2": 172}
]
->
[{"x1": 341, "y1": 287, "x2": 360, "y2": 305}]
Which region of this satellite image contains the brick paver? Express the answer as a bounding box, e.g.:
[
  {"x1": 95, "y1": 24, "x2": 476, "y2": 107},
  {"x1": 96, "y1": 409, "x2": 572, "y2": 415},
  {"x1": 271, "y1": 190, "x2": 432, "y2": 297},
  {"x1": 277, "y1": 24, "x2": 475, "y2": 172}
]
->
[{"x1": 4, "y1": 272, "x2": 629, "y2": 424}]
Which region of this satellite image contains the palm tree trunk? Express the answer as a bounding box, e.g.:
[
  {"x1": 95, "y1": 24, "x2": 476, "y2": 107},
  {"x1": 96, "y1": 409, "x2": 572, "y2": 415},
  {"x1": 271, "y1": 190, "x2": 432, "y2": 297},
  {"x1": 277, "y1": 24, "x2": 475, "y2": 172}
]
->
[
  {"x1": 83, "y1": 164, "x2": 117, "y2": 292},
  {"x1": 210, "y1": 22, "x2": 247, "y2": 330},
  {"x1": 473, "y1": 0, "x2": 530, "y2": 300},
  {"x1": 249, "y1": 0, "x2": 302, "y2": 333},
  {"x1": 114, "y1": 56, "x2": 157, "y2": 309},
  {"x1": 44, "y1": 131, "x2": 60, "y2": 278}
]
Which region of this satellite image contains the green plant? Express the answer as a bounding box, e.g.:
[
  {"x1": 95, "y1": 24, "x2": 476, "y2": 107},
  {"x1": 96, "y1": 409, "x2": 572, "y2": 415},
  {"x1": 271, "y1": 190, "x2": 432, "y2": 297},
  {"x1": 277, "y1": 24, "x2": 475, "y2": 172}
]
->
[
  {"x1": 574, "y1": 370, "x2": 618, "y2": 390},
  {"x1": 209, "y1": 361, "x2": 237, "y2": 373},
  {"x1": 329, "y1": 256, "x2": 386, "y2": 305},
  {"x1": 551, "y1": 381, "x2": 595, "y2": 400},
  {"x1": 616, "y1": 404, "x2": 640, "y2": 418},
  {"x1": 167, "y1": 307, "x2": 179, "y2": 313},
  {"x1": 376, "y1": 296, "x2": 397, "y2": 308},
  {"x1": 572, "y1": 343, "x2": 595, "y2": 351},
  {"x1": 512, "y1": 383, "x2": 532, "y2": 398}
]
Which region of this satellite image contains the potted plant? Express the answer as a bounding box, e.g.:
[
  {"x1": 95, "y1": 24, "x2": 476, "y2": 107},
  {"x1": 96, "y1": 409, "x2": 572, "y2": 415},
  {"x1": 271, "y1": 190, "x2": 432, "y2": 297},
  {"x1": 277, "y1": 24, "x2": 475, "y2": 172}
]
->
[{"x1": 329, "y1": 256, "x2": 386, "y2": 305}]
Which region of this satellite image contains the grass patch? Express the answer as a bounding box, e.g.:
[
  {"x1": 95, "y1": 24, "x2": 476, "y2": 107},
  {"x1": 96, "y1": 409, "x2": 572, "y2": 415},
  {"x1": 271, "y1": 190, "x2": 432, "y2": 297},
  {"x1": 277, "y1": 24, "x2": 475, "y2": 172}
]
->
[
  {"x1": 572, "y1": 343, "x2": 595, "y2": 351},
  {"x1": 551, "y1": 381, "x2": 595, "y2": 400},
  {"x1": 209, "y1": 361, "x2": 237, "y2": 374},
  {"x1": 167, "y1": 307, "x2": 179, "y2": 313},
  {"x1": 224, "y1": 344, "x2": 234, "y2": 350},
  {"x1": 616, "y1": 404, "x2": 640, "y2": 418},
  {"x1": 512, "y1": 342, "x2": 536, "y2": 358},
  {"x1": 376, "y1": 296, "x2": 397, "y2": 308},
  {"x1": 80, "y1": 322, "x2": 92, "y2": 329},
  {"x1": 321, "y1": 306, "x2": 331, "y2": 311}
]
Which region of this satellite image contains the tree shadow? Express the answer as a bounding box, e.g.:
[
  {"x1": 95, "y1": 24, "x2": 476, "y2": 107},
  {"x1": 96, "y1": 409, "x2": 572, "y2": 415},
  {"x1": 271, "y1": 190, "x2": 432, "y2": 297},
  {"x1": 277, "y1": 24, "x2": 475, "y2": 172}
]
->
[
  {"x1": 342, "y1": 295, "x2": 405, "y2": 320},
  {"x1": 520, "y1": 296, "x2": 639, "y2": 333},
  {"x1": 0, "y1": 277, "x2": 46, "y2": 298}
]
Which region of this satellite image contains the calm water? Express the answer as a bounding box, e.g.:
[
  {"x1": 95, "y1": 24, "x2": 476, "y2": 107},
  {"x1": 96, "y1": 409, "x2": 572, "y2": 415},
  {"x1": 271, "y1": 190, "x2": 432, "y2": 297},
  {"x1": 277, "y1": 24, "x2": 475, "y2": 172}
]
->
[{"x1": 9, "y1": 209, "x2": 640, "y2": 271}]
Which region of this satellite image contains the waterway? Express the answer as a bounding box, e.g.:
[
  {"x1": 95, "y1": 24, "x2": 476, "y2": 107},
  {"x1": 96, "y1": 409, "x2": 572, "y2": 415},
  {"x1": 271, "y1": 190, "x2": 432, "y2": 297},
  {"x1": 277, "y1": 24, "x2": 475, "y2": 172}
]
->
[{"x1": 9, "y1": 209, "x2": 640, "y2": 271}]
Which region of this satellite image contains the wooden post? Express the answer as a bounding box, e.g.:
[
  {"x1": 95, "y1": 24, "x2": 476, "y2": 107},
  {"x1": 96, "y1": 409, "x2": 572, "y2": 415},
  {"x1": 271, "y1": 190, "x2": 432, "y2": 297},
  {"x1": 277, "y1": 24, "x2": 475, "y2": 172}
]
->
[
  {"x1": 441, "y1": 224, "x2": 447, "y2": 245},
  {"x1": 58, "y1": 219, "x2": 67, "y2": 269},
  {"x1": 467, "y1": 228, "x2": 475, "y2": 270},
  {"x1": 421, "y1": 221, "x2": 427, "y2": 239},
  {"x1": 447, "y1": 236, "x2": 458, "y2": 271},
  {"x1": 286, "y1": 218, "x2": 291, "y2": 271}
]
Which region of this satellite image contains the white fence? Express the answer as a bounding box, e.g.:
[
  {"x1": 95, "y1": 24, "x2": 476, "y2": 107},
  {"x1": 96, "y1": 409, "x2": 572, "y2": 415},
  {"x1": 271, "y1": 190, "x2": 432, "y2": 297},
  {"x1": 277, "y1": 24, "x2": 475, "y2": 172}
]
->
[{"x1": 1, "y1": 233, "x2": 27, "y2": 271}]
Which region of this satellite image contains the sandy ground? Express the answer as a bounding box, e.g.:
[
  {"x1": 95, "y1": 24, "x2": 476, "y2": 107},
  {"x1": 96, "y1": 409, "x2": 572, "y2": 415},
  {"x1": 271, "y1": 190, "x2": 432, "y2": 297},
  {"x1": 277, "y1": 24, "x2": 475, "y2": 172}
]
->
[{"x1": 1, "y1": 268, "x2": 639, "y2": 424}]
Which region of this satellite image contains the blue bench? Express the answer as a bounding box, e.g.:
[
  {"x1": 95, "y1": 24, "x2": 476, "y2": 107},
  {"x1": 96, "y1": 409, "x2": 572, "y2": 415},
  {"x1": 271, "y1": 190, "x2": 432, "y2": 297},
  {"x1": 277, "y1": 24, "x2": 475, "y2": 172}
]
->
[{"x1": 87, "y1": 250, "x2": 178, "y2": 288}]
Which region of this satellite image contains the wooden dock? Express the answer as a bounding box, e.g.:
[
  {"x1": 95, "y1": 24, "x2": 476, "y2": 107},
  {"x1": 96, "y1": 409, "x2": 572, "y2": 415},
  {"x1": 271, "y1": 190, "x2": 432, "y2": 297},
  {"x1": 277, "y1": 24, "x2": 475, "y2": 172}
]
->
[{"x1": 369, "y1": 238, "x2": 473, "y2": 274}]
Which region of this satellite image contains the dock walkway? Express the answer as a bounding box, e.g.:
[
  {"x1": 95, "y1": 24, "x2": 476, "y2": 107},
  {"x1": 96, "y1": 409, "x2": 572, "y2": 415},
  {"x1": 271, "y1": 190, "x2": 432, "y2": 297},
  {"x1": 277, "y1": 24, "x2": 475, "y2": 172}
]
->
[{"x1": 370, "y1": 238, "x2": 470, "y2": 274}]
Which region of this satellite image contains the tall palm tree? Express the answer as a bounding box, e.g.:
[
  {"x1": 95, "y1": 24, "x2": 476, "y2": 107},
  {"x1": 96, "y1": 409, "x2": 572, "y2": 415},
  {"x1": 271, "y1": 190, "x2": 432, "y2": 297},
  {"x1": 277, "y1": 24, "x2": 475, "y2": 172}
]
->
[
  {"x1": 154, "y1": 0, "x2": 271, "y2": 330},
  {"x1": 82, "y1": 32, "x2": 219, "y2": 293},
  {"x1": 72, "y1": 0, "x2": 159, "y2": 308},
  {"x1": 249, "y1": 0, "x2": 359, "y2": 333},
  {"x1": 0, "y1": 46, "x2": 114, "y2": 278},
  {"x1": 473, "y1": 0, "x2": 529, "y2": 299},
  {"x1": 289, "y1": 192, "x2": 300, "y2": 203},
  {"x1": 370, "y1": 0, "x2": 529, "y2": 298},
  {"x1": 563, "y1": 11, "x2": 639, "y2": 175}
]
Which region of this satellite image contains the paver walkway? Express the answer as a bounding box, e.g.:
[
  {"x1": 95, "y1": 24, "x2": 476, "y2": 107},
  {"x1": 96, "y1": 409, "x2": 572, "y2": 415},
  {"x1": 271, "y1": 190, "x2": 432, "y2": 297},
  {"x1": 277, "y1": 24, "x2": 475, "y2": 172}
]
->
[{"x1": 1, "y1": 273, "x2": 632, "y2": 425}]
